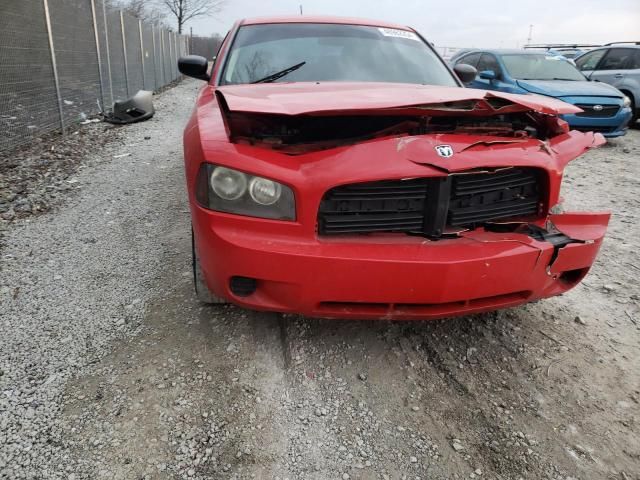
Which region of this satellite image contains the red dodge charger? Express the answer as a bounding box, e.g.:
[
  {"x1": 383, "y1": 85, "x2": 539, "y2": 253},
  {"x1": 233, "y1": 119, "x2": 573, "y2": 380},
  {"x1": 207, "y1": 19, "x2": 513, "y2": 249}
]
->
[{"x1": 179, "y1": 16, "x2": 609, "y2": 320}]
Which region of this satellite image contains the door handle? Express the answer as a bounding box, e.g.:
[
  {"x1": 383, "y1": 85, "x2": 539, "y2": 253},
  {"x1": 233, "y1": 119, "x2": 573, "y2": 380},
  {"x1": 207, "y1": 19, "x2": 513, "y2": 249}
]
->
[{"x1": 614, "y1": 73, "x2": 624, "y2": 78}]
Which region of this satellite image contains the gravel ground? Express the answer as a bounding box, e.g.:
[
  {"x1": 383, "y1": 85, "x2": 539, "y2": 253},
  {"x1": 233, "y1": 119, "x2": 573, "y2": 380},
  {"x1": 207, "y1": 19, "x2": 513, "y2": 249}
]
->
[{"x1": 1, "y1": 79, "x2": 639, "y2": 480}]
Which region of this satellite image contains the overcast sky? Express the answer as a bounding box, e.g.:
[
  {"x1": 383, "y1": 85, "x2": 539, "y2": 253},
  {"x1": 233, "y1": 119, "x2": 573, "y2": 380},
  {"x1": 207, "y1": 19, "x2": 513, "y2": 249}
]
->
[{"x1": 186, "y1": 0, "x2": 639, "y2": 49}]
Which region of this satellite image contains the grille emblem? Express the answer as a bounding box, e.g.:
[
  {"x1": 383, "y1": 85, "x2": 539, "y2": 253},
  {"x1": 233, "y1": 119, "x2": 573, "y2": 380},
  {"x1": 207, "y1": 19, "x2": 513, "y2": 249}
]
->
[
  {"x1": 435, "y1": 144, "x2": 454, "y2": 158},
  {"x1": 592, "y1": 104, "x2": 604, "y2": 111}
]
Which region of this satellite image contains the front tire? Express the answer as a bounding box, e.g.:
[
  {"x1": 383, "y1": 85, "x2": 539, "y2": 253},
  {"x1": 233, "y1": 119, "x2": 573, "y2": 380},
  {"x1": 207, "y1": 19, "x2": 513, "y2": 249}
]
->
[{"x1": 192, "y1": 228, "x2": 227, "y2": 304}]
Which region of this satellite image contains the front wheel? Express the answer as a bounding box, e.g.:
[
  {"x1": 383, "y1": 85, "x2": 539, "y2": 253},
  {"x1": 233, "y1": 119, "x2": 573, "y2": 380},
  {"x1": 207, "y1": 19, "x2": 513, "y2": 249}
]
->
[{"x1": 192, "y1": 228, "x2": 227, "y2": 304}]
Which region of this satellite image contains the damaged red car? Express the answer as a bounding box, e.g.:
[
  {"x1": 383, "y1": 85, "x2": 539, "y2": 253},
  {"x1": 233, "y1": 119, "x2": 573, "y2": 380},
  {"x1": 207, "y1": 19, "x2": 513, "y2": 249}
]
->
[{"x1": 179, "y1": 16, "x2": 609, "y2": 320}]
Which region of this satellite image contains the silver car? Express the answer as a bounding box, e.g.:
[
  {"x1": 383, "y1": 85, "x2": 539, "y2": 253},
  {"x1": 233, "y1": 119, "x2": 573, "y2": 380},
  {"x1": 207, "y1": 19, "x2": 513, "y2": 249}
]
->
[{"x1": 575, "y1": 43, "x2": 640, "y2": 123}]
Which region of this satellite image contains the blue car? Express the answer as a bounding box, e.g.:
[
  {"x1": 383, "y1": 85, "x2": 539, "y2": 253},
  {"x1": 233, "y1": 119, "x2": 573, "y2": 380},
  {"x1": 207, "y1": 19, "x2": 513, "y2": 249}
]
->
[{"x1": 453, "y1": 49, "x2": 633, "y2": 137}]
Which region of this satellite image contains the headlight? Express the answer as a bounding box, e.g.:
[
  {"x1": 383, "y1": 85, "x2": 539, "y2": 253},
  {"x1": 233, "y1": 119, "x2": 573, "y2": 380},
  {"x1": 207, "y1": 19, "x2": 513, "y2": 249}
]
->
[
  {"x1": 210, "y1": 167, "x2": 247, "y2": 200},
  {"x1": 196, "y1": 164, "x2": 295, "y2": 220},
  {"x1": 249, "y1": 177, "x2": 282, "y2": 205},
  {"x1": 622, "y1": 95, "x2": 631, "y2": 108}
]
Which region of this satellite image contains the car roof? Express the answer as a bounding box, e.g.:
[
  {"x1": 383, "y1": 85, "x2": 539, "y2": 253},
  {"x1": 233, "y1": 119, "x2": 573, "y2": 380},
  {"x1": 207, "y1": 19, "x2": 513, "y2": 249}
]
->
[
  {"x1": 462, "y1": 49, "x2": 555, "y2": 56},
  {"x1": 587, "y1": 45, "x2": 640, "y2": 50},
  {"x1": 573, "y1": 44, "x2": 640, "y2": 59},
  {"x1": 239, "y1": 16, "x2": 413, "y2": 32}
]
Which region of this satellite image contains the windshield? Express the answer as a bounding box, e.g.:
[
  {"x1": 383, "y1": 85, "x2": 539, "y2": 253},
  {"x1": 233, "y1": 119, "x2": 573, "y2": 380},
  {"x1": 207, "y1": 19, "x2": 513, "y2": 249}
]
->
[
  {"x1": 502, "y1": 54, "x2": 586, "y2": 81},
  {"x1": 220, "y1": 23, "x2": 457, "y2": 86}
]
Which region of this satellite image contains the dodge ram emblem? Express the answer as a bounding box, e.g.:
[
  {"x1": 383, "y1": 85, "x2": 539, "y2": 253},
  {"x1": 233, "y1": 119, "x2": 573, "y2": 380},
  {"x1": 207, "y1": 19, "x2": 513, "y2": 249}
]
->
[{"x1": 435, "y1": 144, "x2": 454, "y2": 158}]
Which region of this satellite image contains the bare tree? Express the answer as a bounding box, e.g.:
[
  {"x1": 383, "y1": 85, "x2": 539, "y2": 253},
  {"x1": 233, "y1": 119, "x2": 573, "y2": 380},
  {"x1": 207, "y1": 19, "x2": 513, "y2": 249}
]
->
[
  {"x1": 160, "y1": 0, "x2": 226, "y2": 34},
  {"x1": 113, "y1": 0, "x2": 168, "y2": 25}
]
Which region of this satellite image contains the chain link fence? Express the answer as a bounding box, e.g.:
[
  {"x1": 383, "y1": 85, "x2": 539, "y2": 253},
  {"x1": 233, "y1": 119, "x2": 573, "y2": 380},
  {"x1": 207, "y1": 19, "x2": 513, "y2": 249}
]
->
[{"x1": 0, "y1": 0, "x2": 208, "y2": 154}]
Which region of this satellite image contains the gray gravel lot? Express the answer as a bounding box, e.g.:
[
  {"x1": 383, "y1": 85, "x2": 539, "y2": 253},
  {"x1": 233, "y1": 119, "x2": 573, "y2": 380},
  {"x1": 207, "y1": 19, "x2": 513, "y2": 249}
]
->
[{"x1": 1, "y1": 79, "x2": 639, "y2": 480}]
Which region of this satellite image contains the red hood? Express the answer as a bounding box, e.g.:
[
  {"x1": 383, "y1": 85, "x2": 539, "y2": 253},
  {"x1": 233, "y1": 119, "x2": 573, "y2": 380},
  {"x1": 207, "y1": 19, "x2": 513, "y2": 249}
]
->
[{"x1": 215, "y1": 82, "x2": 582, "y2": 116}]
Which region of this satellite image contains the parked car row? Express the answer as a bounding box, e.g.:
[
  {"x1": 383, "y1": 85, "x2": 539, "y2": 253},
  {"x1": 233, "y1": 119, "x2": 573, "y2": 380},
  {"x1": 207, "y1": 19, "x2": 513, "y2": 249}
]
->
[{"x1": 451, "y1": 44, "x2": 639, "y2": 137}]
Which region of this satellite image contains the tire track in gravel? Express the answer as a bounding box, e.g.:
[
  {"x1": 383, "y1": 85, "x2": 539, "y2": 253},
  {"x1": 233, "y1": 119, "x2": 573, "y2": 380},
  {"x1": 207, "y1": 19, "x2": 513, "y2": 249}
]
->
[{"x1": 59, "y1": 247, "x2": 347, "y2": 479}]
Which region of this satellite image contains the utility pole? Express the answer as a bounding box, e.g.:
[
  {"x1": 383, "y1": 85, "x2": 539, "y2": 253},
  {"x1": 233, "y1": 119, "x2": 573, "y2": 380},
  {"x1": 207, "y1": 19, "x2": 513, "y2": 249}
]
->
[
  {"x1": 527, "y1": 24, "x2": 533, "y2": 45},
  {"x1": 299, "y1": 4, "x2": 303, "y2": 15}
]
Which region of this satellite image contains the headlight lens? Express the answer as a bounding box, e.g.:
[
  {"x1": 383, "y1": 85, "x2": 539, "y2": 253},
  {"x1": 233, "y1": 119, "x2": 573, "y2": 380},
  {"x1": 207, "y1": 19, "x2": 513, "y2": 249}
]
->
[
  {"x1": 249, "y1": 177, "x2": 282, "y2": 205},
  {"x1": 622, "y1": 95, "x2": 631, "y2": 108},
  {"x1": 210, "y1": 167, "x2": 247, "y2": 200},
  {"x1": 196, "y1": 164, "x2": 295, "y2": 220}
]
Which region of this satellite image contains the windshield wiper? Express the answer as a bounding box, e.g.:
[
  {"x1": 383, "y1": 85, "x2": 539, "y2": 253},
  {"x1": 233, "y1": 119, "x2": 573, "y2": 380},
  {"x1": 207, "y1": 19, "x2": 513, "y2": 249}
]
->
[
  {"x1": 252, "y1": 61, "x2": 306, "y2": 84},
  {"x1": 551, "y1": 77, "x2": 579, "y2": 81}
]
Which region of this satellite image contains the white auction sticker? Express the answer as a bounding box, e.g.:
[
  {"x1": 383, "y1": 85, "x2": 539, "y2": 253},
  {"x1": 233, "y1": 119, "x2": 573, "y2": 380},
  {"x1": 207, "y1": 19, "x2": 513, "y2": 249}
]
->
[{"x1": 378, "y1": 27, "x2": 420, "y2": 41}]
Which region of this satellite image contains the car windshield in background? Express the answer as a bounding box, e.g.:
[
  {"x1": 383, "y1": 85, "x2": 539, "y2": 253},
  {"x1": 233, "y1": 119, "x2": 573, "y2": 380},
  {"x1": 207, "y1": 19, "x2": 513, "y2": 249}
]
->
[
  {"x1": 221, "y1": 23, "x2": 457, "y2": 86},
  {"x1": 502, "y1": 54, "x2": 586, "y2": 81}
]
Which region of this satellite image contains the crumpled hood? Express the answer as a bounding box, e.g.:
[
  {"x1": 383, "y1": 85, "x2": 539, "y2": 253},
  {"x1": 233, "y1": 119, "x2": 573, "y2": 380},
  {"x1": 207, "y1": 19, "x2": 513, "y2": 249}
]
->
[
  {"x1": 215, "y1": 82, "x2": 582, "y2": 116},
  {"x1": 516, "y1": 79, "x2": 623, "y2": 98}
]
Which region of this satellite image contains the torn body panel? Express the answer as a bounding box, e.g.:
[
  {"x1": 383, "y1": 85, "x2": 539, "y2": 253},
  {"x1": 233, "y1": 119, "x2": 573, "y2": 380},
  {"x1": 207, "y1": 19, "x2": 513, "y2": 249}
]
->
[
  {"x1": 467, "y1": 212, "x2": 610, "y2": 279},
  {"x1": 215, "y1": 82, "x2": 582, "y2": 116},
  {"x1": 213, "y1": 83, "x2": 603, "y2": 155},
  {"x1": 546, "y1": 212, "x2": 610, "y2": 277}
]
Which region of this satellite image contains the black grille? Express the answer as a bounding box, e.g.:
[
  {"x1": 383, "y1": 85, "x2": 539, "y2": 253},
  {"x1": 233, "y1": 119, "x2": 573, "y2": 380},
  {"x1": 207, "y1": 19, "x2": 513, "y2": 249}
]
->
[
  {"x1": 318, "y1": 179, "x2": 427, "y2": 234},
  {"x1": 575, "y1": 104, "x2": 620, "y2": 118},
  {"x1": 318, "y1": 168, "x2": 543, "y2": 237},
  {"x1": 448, "y1": 169, "x2": 541, "y2": 226}
]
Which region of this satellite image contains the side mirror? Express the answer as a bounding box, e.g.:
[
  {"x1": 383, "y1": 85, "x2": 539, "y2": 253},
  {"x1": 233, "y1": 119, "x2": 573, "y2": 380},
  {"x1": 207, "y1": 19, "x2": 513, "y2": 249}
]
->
[
  {"x1": 479, "y1": 69, "x2": 497, "y2": 80},
  {"x1": 453, "y1": 63, "x2": 478, "y2": 84},
  {"x1": 178, "y1": 55, "x2": 210, "y2": 81}
]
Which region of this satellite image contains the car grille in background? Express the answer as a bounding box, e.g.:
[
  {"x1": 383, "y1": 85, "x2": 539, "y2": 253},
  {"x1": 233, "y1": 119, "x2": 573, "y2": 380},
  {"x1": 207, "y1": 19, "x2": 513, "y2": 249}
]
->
[
  {"x1": 574, "y1": 104, "x2": 620, "y2": 118},
  {"x1": 318, "y1": 168, "x2": 543, "y2": 237}
]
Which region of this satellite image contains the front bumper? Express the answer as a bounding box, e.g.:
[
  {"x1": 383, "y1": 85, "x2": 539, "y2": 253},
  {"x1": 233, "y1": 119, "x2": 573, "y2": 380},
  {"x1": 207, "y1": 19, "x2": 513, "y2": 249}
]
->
[
  {"x1": 561, "y1": 106, "x2": 633, "y2": 138},
  {"x1": 193, "y1": 207, "x2": 609, "y2": 320}
]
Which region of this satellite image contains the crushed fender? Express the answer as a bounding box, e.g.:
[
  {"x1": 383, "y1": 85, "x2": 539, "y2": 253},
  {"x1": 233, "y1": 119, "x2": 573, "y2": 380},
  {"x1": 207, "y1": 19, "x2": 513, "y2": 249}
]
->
[{"x1": 481, "y1": 211, "x2": 610, "y2": 272}]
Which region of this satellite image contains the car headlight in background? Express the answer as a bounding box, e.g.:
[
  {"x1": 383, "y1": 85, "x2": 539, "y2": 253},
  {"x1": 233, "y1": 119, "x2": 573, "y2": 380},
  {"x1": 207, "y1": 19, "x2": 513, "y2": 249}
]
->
[
  {"x1": 196, "y1": 164, "x2": 295, "y2": 220},
  {"x1": 623, "y1": 95, "x2": 631, "y2": 108}
]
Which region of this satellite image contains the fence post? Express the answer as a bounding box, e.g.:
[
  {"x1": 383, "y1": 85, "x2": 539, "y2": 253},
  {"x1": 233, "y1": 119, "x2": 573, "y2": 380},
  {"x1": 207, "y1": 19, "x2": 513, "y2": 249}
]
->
[
  {"x1": 174, "y1": 33, "x2": 179, "y2": 76},
  {"x1": 120, "y1": 10, "x2": 129, "y2": 96},
  {"x1": 173, "y1": 33, "x2": 177, "y2": 78},
  {"x1": 101, "y1": 0, "x2": 114, "y2": 105},
  {"x1": 168, "y1": 32, "x2": 173, "y2": 80},
  {"x1": 90, "y1": 0, "x2": 105, "y2": 111},
  {"x1": 158, "y1": 28, "x2": 164, "y2": 87},
  {"x1": 151, "y1": 25, "x2": 158, "y2": 90},
  {"x1": 42, "y1": 0, "x2": 65, "y2": 133},
  {"x1": 138, "y1": 20, "x2": 146, "y2": 90},
  {"x1": 170, "y1": 33, "x2": 175, "y2": 79}
]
